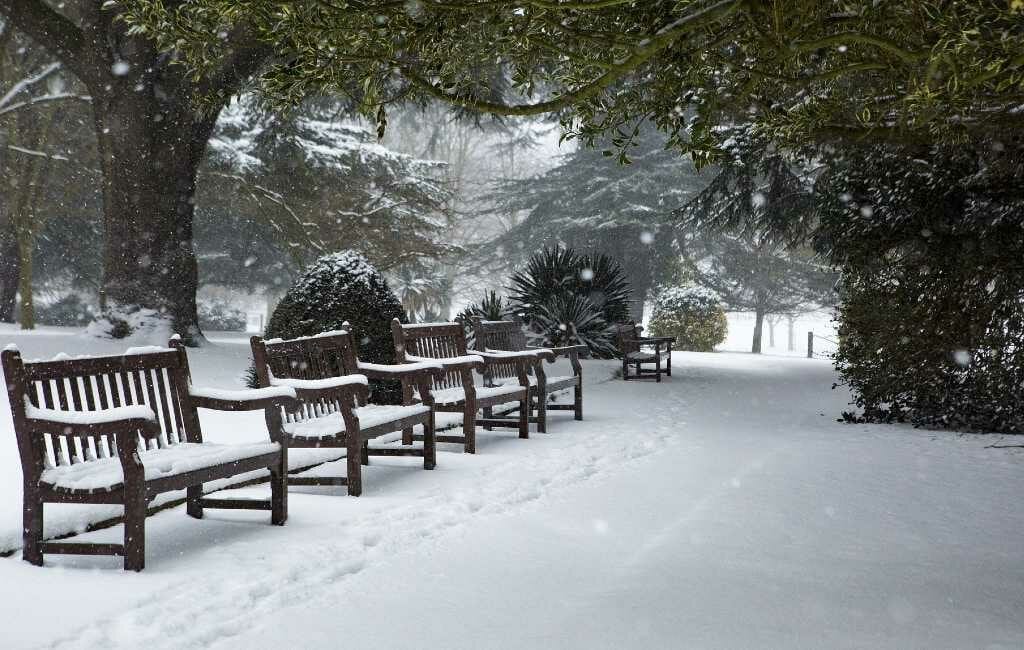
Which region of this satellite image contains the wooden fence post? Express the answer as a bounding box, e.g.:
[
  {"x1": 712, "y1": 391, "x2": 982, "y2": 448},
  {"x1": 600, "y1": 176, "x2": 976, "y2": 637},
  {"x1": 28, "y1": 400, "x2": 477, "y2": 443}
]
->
[{"x1": 807, "y1": 331, "x2": 814, "y2": 358}]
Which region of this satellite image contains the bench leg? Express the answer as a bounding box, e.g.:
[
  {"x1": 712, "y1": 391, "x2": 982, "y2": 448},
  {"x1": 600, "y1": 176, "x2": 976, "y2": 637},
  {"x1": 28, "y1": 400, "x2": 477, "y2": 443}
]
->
[
  {"x1": 402, "y1": 426, "x2": 413, "y2": 446},
  {"x1": 423, "y1": 413, "x2": 436, "y2": 470},
  {"x1": 361, "y1": 440, "x2": 370, "y2": 466},
  {"x1": 482, "y1": 406, "x2": 493, "y2": 431},
  {"x1": 655, "y1": 355, "x2": 662, "y2": 383},
  {"x1": 518, "y1": 398, "x2": 529, "y2": 439},
  {"x1": 347, "y1": 434, "x2": 362, "y2": 496},
  {"x1": 536, "y1": 391, "x2": 547, "y2": 434},
  {"x1": 23, "y1": 491, "x2": 43, "y2": 567},
  {"x1": 463, "y1": 411, "x2": 476, "y2": 454},
  {"x1": 622, "y1": 358, "x2": 629, "y2": 380},
  {"x1": 186, "y1": 485, "x2": 203, "y2": 519},
  {"x1": 123, "y1": 491, "x2": 147, "y2": 572},
  {"x1": 574, "y1": 382, "x2": 583, "y2": 421},
  {"x1": 270, "y1": 450, "x2": 287, "y2": 526},
  {"x1": 667, "y1": 350, "x2": 672, "y2": 376}
]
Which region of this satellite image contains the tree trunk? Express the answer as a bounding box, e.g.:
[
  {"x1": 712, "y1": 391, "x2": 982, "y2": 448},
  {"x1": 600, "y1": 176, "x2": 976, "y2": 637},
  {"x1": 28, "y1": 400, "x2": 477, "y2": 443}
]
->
[
  {"x1": 92, "y1": 87, "x2": 217, "y2": 345},
  {"x1": 767, "y1": 316, "x2": 776, "y2": 348},
  {"x1": 0, "y1": 215, "x2": 18, "y2": 322},
  {"x1": 752, "y1": 308, "x2": 765, "y2": 354},
  {"x1": 16, "y1": 228, "x2": 33, "y2": 329},
  {"x1": 787, "y1": 315, "x2": 795, "y2": 352}
]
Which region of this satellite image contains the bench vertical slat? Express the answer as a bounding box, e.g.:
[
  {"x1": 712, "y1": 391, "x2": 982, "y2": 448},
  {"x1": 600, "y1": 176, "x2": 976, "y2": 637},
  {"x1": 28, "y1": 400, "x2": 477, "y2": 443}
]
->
[{"x1": 152, "y1": 368, "x2": 176, "y2": 446}]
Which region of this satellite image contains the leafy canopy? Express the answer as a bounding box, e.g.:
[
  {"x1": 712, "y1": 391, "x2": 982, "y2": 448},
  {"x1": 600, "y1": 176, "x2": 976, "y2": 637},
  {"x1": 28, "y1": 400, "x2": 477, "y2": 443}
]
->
[{"x1": 118, "y1": 0, "x2": 1024, "y2": 162}]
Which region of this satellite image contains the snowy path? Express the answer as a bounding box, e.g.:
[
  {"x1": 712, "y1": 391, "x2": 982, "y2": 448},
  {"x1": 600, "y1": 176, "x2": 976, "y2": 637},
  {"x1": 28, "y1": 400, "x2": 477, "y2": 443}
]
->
[{"x1": 2, "y1": 347, "x2": 1023, "y2": 648}]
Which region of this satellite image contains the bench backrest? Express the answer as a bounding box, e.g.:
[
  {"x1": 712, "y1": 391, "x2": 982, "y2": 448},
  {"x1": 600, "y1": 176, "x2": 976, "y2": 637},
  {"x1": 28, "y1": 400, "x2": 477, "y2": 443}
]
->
[
  {"x1": 1, "y1": 340, "x2": 199, "y2": 478},
  {"x1": 392, "y1": 320, "x2": 469, "y2": 390},
  {"x1": 250, "y1": 329, "x2": 364, "y2": 429},
  {"x1": 614, "y1": 321, "x2": 643, "y2": 355},
  {"x1": 472, "y1": 318, "x2": 532, "y2": 384}
]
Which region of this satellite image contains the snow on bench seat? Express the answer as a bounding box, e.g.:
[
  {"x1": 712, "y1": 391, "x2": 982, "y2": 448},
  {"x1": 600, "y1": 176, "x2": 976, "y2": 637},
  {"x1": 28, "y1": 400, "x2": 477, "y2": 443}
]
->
[
  {"x1": 39, "y1": 441, "x2": 281, "y2": 492},
  {"x1": 422, "y1": 384, "x2": 524, "y2": 405},
  {"x1": 282, "y1": 404, "x2": 430, "y2": 439},
  {"x1": 25, "y1": 402, "x2": 156, "y2": 425},
  {"x1": 626, "y1": 351, "x2": 657, "y2": 361}
]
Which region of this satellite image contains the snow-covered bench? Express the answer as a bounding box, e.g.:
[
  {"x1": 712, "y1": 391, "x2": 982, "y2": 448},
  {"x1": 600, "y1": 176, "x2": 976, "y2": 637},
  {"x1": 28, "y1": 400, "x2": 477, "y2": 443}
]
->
[
  {"x1": 472, "y1": 318, "x2": 585, "y2": 432},
  {"x1": 615, "y1": 322, "x2": 675, "y2": 382},
  {"x1": 391, "y1": 319, "x2": 530, "y2": 454},
  {"x1": 250, "y1": 327, "x2": 445, "y2": 496},
  {"x1": 1, "y1": 338, "x2": 298, "y2": 571}
]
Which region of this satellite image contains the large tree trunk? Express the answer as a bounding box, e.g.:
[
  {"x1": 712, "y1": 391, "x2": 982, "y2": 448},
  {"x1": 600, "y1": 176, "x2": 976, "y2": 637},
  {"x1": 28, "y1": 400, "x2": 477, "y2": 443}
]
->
[
  {"x1": 91, "y1": 81, "x2": 217, "y2": 345},
  {"x1": 752, "y1": 308, "x2": 765, "y2": 354},
  {"x1": 0, "y1": 215, "x2": 19, "y2": 322}
]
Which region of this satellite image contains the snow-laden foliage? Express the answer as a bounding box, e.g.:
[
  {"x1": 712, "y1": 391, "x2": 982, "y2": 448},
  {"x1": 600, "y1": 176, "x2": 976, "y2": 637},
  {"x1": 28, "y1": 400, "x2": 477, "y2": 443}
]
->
[
  {"x1": 677, "y1": 129, "x2": 836, "y2": 353},
  {"x1": 508, "y1": 248, "x2": 629, "y2": 358},
  {"x1": 264, "y1": 251, "x2": 406, "y2": 403},
  {"x1": 85, "y1": 306, "x2": 174, "y2": 346},
  {"x1": 818, "y1": 142, "x2": 1024, "y2": 433},
  {"x1": 198, "y1": 99, "x2": 457, "y2": 290},
  {"x1": 648, "y1": 287, "x2": 728, "y2": 353}
]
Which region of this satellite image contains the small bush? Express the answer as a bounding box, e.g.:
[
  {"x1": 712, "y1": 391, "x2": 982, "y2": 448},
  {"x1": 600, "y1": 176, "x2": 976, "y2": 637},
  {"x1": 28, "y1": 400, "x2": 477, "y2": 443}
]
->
[
  {"x1": 35, "y1": 294, "x2": 96, "y2": 327},
  {"x1": 648, "y1": 286, "x2": 728, "y2": 352},
  {"x1": 198, "y1": 300, "x2": 247, "y2": 332},
  {"x1": 264, "y1": 251, "x2": 407, "y2": 402}
]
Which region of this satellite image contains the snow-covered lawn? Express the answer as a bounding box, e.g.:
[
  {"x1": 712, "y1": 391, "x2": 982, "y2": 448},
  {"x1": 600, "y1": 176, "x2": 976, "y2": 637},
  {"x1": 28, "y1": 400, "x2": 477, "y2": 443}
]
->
[{"x1": 1, "y1": 326, "x2": 1022, "y2": 649}]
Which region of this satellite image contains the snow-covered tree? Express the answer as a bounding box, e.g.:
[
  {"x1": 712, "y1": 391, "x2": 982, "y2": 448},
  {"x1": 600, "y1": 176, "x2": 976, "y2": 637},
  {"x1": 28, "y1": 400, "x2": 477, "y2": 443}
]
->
[
  {"x1": 679, "y1": 133, "x2": 835, "y2": 353},
  {"x1": 196, "y1": 99, "x2": 457, "y2": 293},
  {"x1": 489, "y1": 129, "x2": 707, "y2": 320}
]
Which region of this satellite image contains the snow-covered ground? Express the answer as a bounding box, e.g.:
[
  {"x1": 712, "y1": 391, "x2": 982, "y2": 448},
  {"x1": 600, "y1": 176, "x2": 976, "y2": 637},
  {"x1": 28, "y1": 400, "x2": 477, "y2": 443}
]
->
[{"x1": 0, "y1": 325, "x2": 1022, "y2": 649}]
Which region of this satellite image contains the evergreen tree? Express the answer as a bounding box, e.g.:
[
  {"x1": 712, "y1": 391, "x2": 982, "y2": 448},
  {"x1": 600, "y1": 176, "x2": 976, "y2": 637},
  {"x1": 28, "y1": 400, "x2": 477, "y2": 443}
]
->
[
  {"x1": 489, "y1": 129, "x2": 707, "y2": 320},
  {"x1": 679, "y1": 132, "x2": 835, "y2": 353}
]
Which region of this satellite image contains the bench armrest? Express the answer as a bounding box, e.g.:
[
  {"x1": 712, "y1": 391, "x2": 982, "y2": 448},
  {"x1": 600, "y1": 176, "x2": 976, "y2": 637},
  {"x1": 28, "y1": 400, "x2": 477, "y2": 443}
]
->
[
  {"x1": 406, "y1": 354, "x2": 484, "y2": 372},
  {"x1": 189, "y1": 385, "x2": 299, "y2": 411},
  {"x1": 357, "y1": 361, "x2": 445, "y2": 381},
  {"x1": 268, "y1": 375, "x2": 369, "y2": 402}
]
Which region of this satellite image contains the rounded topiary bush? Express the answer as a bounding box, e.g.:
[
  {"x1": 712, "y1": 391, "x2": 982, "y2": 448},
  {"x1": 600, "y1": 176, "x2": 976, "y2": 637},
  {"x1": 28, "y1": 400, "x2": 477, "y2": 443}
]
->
[
  {"x1": 265, "y1": 250, "x2": 407, "y2": 402},
  {"x1": 648, "y1": 286, "x2": 728, "y2": 352}
]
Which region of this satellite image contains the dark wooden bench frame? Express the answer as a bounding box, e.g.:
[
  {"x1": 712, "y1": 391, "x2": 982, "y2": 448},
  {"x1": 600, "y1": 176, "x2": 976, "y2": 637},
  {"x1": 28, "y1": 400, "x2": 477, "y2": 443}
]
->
[
  {"x1": 391, "y1": 319, "x2": 530, "y2": 453},
  {"x1": 616, "y1": 322, "x2": 676, "y2": 382},
  {"x1": 472, "y1": 318, "x2": 585, "y2": 433},
  {"x1": 251, "y1": 328, "x2": 444, "y2": 496},
  {"x1": 2, "y1": 338, "x2": 297, "y2": 571}
]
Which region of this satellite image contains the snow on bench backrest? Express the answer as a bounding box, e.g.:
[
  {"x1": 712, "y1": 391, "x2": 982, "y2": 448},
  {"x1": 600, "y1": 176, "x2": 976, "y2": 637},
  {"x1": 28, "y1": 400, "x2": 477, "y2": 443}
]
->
[{"x1": 1, "y1": 343, "x2": 193, "y2": 473}]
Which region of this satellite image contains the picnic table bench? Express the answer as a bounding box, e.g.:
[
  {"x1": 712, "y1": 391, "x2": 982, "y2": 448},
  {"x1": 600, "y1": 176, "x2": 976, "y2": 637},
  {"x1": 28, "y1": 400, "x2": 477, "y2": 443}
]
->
[
  {"x1": 2, "y1": 337, "x2": 296, "y2": 571},
  {"x1": 250, "y1": 327, "x2": 443, "y2": 496}
]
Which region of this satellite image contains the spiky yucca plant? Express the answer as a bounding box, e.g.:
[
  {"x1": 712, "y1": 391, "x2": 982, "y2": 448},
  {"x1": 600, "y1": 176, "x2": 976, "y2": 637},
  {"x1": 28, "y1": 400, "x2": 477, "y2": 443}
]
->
[
  {"x1": 508, "y1": 247, "x2": 630, "y2": 357},
  {"x1": 531, "y1": 294, "x2": 617, "y2": 358}
]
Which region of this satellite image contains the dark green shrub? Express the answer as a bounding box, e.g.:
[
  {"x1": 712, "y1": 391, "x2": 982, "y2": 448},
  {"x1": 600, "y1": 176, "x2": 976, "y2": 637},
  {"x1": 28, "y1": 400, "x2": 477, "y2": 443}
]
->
[
  {"x1": 264, "y1": 250, "x2": 407, "y2": 402},
  {"x1": 648, "y1": 286, "x2": 728, "y2": 352},
  {"x1": 818, "y1": 142, "x2": 1024, "y2": 433}
]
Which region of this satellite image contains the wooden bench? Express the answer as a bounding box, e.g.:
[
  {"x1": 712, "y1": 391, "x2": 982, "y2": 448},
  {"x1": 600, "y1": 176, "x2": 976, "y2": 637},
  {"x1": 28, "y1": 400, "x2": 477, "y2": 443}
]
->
[
  {"x1": 472, "y1": 318, "x2": 584, "y2": 433},
  {"x1": 2, "y1": 337, "x2": 297, "y2": 571},
  {"x1": 615, "y1": 322, "x2": 676, "y2": 382},
  {"x1": 391, "y1": 319, "x2": 531, "y2": 453},
  {"x1": 250, "y1": 328, "x2": 444, "y2": 496}
]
